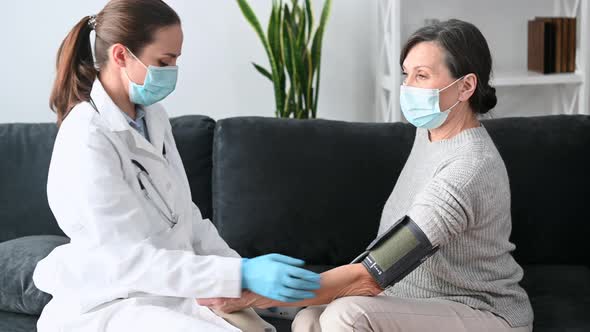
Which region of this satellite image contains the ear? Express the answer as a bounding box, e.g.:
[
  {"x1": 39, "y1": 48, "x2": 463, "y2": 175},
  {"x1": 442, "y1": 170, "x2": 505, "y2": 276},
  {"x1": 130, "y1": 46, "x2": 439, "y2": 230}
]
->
[
  {"x1": 458, "y1": 73, "x2": 477, "y2": 102},
  {"x1": 110, "y1": 43, "x2": 129, "y2": 68}
]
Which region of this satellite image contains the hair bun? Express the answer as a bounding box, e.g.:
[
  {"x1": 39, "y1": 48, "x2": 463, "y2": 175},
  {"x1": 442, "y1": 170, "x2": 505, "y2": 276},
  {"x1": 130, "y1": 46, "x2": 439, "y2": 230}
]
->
[{"x1": 478, "y1": 85, "x2": 497, "y2": 114}]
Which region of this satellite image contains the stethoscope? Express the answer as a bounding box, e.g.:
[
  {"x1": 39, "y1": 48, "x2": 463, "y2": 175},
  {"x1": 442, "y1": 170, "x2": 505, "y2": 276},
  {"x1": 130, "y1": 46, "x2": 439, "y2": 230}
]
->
[
  {"x1": 89, "y1": 97, "x2": 178, "y2": 228},
  {"x1": 131, "y1": 157, "x2": 178, "y2": 228}
]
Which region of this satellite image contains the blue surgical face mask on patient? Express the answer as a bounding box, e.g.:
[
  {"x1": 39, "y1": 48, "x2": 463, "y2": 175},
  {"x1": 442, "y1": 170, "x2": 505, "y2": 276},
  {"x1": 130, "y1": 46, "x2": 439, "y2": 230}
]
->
[
  {"x1": 399, "y1": 76, "x2": 464, "y2": 129},
  {"x1": 125, "y1": 48, "x2": 178, "y2": 106}
]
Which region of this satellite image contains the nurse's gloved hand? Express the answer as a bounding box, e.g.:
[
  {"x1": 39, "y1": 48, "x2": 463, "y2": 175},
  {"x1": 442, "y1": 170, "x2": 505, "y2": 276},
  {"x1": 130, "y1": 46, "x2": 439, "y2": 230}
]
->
[{"x1": 241, "y1": 254, "x2": 321, "y2": 302}]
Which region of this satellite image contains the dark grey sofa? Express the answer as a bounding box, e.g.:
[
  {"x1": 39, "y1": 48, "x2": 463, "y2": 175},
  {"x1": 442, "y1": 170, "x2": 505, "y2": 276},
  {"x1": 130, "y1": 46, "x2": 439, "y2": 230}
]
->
[{"x1": 1, "y1": 115, "x2": 589, "y2": 332}]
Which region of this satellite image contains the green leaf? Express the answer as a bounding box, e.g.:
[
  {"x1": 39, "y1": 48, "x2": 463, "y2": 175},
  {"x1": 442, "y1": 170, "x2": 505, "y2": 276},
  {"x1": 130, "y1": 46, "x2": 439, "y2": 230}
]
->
[
  {"x1": 237, "y1": 0, "x2": 329, "y2": 119},
  {"x1": 312, "y1": 64, "x2": 320, "y2": 118},
  {"x1": 236, "y1": 0, "x2": 284, "y2": 113},
  {"x1": 293, "y1": 2, "x2": 303, "y2": 39},
  {"x1": 311, "y1": 0, "x2": 331, "y2": 72},
  {"x1": 283, "y1": 4, "x2": 293, "y2": 32},
  {"x1": 252, "y1": 63, "x2": 273, "y2": 81},
  {"x1": 305, "y1": 0, "x2": 314, "y2": 40},
  {"x1": 282, "y1": 6, "x2": 294, "y2": 80},
  {"x1": 296, "y1": 7, "x2": 307, "y2": 51},
  {"x1": 305, "y1": 50, "x2": 313, "y2": 113},
  {"x1": 311, "y1": 0, "x2": 331, "y2": 116},
  {"x1": 283, "y1": 86, "x2": 293, "y2": 117},
  {"x1": 268, "y1": 0, "x2": 281, "y2": 66},
  {"x1": 268, "y1": 1, "x2": 277, "y2": 56},
  {"x1": 284, "y1": 22, "x2": 300, "y2": 116},
  {"x1": 268, "y1": 1, "x2": 287, "y2": 110},
  {"x1": 295, "y1": 42, "x2": 308, "y2": 118}
]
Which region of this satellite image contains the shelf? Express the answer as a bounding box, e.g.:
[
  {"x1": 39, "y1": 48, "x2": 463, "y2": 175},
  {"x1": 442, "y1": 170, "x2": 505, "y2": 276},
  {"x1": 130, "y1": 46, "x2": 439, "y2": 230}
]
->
[{"x1": 492, "y1": 71, "x2": 584, "y2": 87}]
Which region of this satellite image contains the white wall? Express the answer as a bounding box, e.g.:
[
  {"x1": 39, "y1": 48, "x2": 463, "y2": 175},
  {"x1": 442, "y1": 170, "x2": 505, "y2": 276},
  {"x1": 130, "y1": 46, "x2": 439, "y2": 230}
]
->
[{"x1": 0, "y1": 1, "x2": 377, "y2": 124}]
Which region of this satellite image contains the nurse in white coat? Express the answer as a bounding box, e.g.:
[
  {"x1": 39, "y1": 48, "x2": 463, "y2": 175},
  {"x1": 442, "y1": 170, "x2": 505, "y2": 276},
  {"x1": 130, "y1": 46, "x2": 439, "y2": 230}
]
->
[{"x1": 33, "y1": 1, "x2": 321, "y2": 331}]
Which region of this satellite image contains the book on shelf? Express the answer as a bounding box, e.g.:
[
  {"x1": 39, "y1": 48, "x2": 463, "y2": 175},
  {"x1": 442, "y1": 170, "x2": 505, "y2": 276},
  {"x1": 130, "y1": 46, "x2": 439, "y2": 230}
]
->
[{"x1": 527, "y1": 16, "x2": 576, "y2": 74}]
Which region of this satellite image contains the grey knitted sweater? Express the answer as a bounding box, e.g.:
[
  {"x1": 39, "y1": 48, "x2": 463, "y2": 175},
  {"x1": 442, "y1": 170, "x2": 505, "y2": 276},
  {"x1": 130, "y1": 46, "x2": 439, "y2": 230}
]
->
[{"x1": 380, "y1": 125, "x2": 533, "y2": 327}]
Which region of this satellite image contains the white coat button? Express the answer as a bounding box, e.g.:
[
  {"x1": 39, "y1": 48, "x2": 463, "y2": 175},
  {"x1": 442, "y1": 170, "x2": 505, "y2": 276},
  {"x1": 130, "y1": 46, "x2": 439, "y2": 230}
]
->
[{"x1": 166, "y1": 182, "x2": 172, "y2": 191}]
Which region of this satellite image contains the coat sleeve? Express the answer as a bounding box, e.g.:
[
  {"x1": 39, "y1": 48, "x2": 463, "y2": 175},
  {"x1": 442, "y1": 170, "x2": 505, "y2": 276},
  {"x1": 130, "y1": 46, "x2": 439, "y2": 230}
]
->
[
  {"x1": 191, "y1": 204, "x2": 241, "y2": 258},
  {"x1": 35, "y1": 127, "x2": 242, "y2": 313}
]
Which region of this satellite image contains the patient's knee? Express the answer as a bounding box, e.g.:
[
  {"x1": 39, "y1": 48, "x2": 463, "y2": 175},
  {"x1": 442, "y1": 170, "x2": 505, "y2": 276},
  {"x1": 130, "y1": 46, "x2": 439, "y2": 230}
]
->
[
  {"x1": 319, "y1": 297, "x2": 372, "y2": 332},
  {"x1": 291, "y1": 305, "x2": 325, "y2": 332}
]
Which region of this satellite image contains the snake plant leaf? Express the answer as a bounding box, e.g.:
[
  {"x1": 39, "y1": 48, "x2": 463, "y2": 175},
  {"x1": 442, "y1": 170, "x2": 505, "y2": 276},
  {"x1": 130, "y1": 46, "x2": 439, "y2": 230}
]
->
[
  {"x1": 268, "y1": 0, "x2": 287, "y2": 109},
  {"x1": 252, "y1": 63, "x2": 273, "y2": 81},
  {"x1": 236, "y1": 0, "x2": 283, "y2": 112},
  {"x1": 305, "y1": 0, "x2": 314, "y2": 40},
  {"x1": 295, "y1": 36, "x2": 308, "y2": 113},
  {"x1": 282, "y1": 6, "x2": 294, "y2": 80},
  {"x1": 284, "y1": 22, "x2": 300, "y2": 113},
  {"x1": 283, "y1": 86, "x2": 293, "y2": 117},
  {"x1": 311, "y1": 0, "x2": 331, "y2": 72},
  {"x1": 268, "y1": 0, "x2": 281, "y2": 67},
  {"x1": 296, "y1": 8, "x2": 307, "y2": 52},
  {"x1": 283, "y1": 4, "x2": 293, "y2": 32},
  {"x1": 293, "y1": 2, "x2": 303, "y2": 39},
  {"x1": 304, "y1": 50, "x2": 313, "y2": 111},
  {"x1": 311, "y1": 0, "x2": 331, "y2": 115},
  {"x1": 237, "y1": 0, "x2": 330, "y2": 119},
  {"x1": 291, "y1": 0, "x2": 300, "y2": 30}
]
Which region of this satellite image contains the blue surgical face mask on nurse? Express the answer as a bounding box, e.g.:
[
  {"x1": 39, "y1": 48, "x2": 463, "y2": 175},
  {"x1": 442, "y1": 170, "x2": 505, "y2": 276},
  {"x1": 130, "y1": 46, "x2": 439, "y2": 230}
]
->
[
  {"x1": 124, "y1": 47, "x2": 179, "y2": 106},
  {"x1": 400, "y1": 76, "x2": 464, "y2": 129}
]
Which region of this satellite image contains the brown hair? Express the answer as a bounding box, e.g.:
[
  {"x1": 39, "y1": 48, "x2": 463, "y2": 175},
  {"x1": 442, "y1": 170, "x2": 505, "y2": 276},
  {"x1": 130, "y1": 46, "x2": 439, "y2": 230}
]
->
[{"x1": 49, "y1": 0, "x2": 180, "y2": 126}]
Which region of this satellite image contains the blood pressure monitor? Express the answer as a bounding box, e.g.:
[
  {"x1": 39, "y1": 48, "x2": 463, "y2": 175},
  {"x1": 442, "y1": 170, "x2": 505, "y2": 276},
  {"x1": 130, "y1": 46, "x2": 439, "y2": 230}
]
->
[{"x1": 352, "y1": 216, "x2": 439, "y2": 288}]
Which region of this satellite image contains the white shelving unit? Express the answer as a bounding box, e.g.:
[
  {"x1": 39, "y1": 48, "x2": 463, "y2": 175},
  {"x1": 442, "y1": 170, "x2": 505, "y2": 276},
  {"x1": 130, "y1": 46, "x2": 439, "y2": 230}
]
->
[
  {"x1": 492, "y1": 72, "x2": 583, "y2": 86},
  {"x1": 376, "y1": 0, "x2": 590, "y2": 122}
]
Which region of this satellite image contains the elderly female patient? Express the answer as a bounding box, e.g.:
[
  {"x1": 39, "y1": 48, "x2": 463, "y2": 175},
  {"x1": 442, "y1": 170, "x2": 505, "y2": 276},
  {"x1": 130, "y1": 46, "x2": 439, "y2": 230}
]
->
[{"x1": 199, "y1": 19, "x2": 533, "y2": 332}]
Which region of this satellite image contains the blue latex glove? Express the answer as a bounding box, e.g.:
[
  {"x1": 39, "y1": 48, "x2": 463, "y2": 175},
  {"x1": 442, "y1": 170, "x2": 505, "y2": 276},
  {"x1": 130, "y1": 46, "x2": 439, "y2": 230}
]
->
[{"x1": 241, "y1": 254, "x2": 321, "y2": 302}]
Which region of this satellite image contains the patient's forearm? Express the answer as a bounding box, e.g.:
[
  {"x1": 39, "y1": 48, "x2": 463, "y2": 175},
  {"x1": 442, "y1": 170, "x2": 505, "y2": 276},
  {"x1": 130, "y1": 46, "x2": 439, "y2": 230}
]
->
[
  {"x1": 261, "y1": 263, "x2": 382, "y2": 308},
  {"x1": 197, "y1": 263, "x2": 382, "y2": 313}
]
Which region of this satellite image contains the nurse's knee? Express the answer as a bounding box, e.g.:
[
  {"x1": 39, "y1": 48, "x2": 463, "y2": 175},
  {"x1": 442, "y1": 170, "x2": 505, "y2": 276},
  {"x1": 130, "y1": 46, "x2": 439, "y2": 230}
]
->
[
  {"x1": 319, "y1": 297, "x2": 374, "y2": 332},
  {"x1": 291, "y1": 306, "x2": 325, "y2": 332}
]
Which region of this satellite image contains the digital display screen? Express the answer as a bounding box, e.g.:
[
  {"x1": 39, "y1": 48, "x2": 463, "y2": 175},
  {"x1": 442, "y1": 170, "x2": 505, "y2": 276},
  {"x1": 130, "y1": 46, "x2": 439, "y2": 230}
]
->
[{"x1": 370, "y1": 225, "x2": 419, "y2": 271}]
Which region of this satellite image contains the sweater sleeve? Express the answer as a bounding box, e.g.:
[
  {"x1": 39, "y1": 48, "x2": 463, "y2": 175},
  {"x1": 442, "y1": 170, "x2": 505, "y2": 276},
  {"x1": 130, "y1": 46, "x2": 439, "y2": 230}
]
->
[{"x1": 406, "y1": 158, "x2": 483, "y2": 247}]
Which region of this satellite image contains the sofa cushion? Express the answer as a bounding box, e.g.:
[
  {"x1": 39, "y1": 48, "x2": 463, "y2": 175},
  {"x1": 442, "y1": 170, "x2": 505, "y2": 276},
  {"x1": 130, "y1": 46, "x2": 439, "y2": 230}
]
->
[
  {"x1": 0, "y1": 235, "x2": 69, "y2": 315},
  {"x1": 0, "y1": 311, "x2": 38, "y2": 332},
  {"x1": 521, "y1": 265, "x2": 590, "y2": 332},
  {"x1": 171, "y1": 115, "x2": 216, "y2": 220},
  {"x1": 483, "y1": 115, "x2": 590, "y2": 266},
  {"x1": 0, "y1": 123, "x2": 62, "y2": 242},
  {"x1": 212, "y1": 117, "x2": 415, "y2": 265}
]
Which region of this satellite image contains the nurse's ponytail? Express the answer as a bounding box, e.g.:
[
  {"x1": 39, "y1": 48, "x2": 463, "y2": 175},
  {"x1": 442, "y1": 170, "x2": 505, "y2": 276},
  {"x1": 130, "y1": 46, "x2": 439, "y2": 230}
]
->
[
  {"x1": 50, "y1": 16, "x2": 96, "y2": 126},
  {"x1": 50, "y1": 0, "x2": 181, "y2": 126}
]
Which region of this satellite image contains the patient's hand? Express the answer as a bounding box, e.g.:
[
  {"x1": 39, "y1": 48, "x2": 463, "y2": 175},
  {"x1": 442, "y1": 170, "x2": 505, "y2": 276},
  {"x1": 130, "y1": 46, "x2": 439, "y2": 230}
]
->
[
  {"x1": 197, "y1": 290, "x2": 275, "y2": 314},
  {"x1": 318, "y1": 263, "x2": 382, "y2": 300},
  {"x1": 197, "y1": 263, "x2": 382, "y2": 314}
]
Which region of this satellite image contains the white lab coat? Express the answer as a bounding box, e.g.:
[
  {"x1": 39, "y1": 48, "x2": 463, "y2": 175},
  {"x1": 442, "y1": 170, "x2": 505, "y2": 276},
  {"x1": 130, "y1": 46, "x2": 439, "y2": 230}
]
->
[{"x1": 33, "y1": 79, "x2": 243, "y2": 332}]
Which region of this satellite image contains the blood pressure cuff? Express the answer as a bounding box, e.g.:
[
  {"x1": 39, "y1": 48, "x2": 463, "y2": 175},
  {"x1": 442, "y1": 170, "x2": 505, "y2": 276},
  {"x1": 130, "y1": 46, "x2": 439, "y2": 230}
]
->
[{"x1": 351, "y1": 216, "x2": 439, "y2": 289}]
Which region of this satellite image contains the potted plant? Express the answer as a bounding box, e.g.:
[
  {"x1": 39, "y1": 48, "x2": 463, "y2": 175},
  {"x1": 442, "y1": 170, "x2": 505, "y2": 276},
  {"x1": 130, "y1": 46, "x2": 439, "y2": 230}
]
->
[{"x1": 236, "y1": 0, "x2": 332, "y2": 119}]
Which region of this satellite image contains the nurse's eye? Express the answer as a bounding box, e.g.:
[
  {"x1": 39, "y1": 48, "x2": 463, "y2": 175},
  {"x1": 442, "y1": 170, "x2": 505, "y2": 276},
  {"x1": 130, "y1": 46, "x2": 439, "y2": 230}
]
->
[{"x1": 158, "y1": 61, "x2": 169, "y2": 67}]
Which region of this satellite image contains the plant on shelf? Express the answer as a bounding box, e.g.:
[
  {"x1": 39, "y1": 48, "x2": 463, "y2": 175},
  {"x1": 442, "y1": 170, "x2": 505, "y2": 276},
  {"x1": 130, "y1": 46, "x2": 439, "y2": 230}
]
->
[{"x1": 236, "y1": 0, "x2": 332, "y2": 119}]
